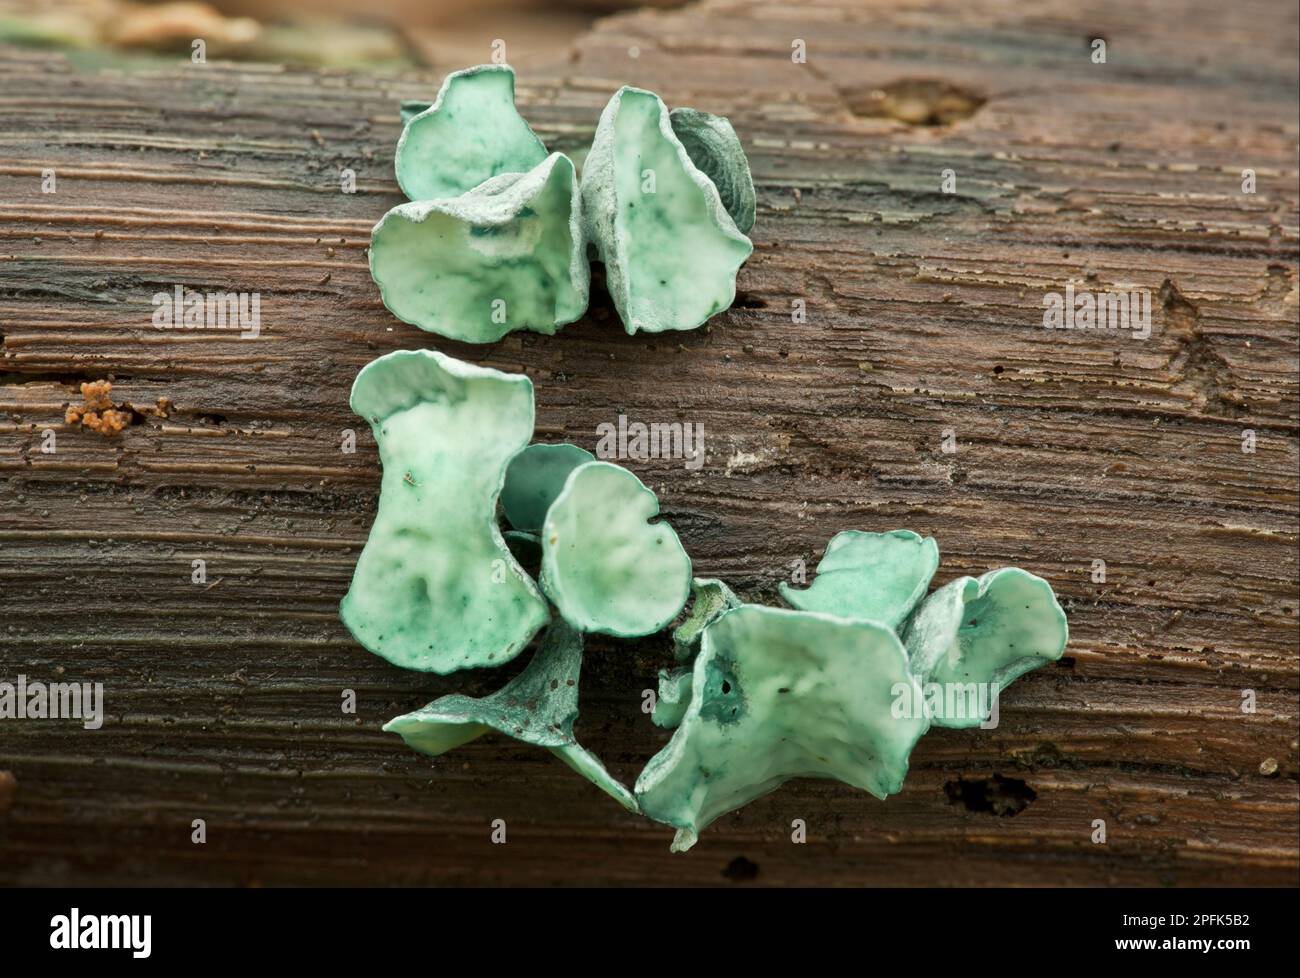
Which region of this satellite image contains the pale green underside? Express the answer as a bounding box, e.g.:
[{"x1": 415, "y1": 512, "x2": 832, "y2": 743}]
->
[
  {"x1": 371, "y1": 152, "x2": 588, "y2": 342},
  {"x1": 340, "y1": 350, "x2": 549, "y2": 673},
  {"x1": 396, "y1": 64, "x2": 547, "y2": 201},
  {"x1": 902, "y1": 567, "x2": 1068, "y2": 728},
  {"x1": 669, "y1": 107, "x2": 757, "y2": 235},
  {"x1": 384, "y1": 620, "x2": 636, "y2": 811},
  {"x1": 636, "y1": 605, "x2": 929, "y2": 851},
  {"x1": 540, "y1": 461, "x2": 692, "y2": 637},
  {"x1": 552, "y1": 743, "x2": 638, "y2": 813},
  {"x1": 582, "y1": 87, "x2": 752, "y2": 334},
  {"x1": 500, "y1": 442, "x2": 595, "y2": 533},
  {"x1": 780, "y1": 529, "x2": 939, "y2": 629}
]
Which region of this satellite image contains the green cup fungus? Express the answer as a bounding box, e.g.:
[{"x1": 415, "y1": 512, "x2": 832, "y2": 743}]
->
[
  {"x1": 348, "y1": 68, "x2": 1069, "y2": 851},
  {"x1": 385, "y1": 619, "x2": 637, "y2": 811},
  {"x1": 395, "y1": 64, "x2": 547, "y2": 202},
  {"x1": 581, "y1": 87, "x2": 753, "y2": 335},
  {"x1": 637, "y1": 605, "x2": 929, "y2": 852},
  {"x1": 672, "y1": 577, "x2": 742, "y2": 662},
  {"x1": 372, "y1": 66, "x2": 755, "y2": 342},
  {"x1": 500, "y1": 442, "x2": 595, "y2": 533},
  {"x1": 339, "y1": 350, "x2": 549, "y2": 674},
  {"x1": 902, "y1": 567, "x2": 1068, "y2": 728},
  {"x1": 668, "y1": 107, "x2": 757, "y2": 235},
  {"x1": 539, "y1": 460, "x2": 692, "y2": 638},
  {"x1": 343, "y1": 350, "x2": 693, "y2": 810},
  {"x1": 633, "y1": 535, "x2": 1067, "y2": 849},
  {"x1": 370, "y1": 152, "x2": 589, "y2": 342},
  {"x1": 779, "y1": 529, "x2": 939, "y2": 630}
]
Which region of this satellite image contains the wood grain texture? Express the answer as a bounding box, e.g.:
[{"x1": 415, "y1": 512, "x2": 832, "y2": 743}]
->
[{"x1": 1, "y1": 0, "x2": 1297, "y2": 886}]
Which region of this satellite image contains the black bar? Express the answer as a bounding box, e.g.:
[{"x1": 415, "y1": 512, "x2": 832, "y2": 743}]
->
[{"x1": 2, "y1": 886, "x2": 1290, "y2": 966}]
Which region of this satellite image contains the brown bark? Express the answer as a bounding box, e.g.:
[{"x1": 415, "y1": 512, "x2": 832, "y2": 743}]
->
[{"x1": 0, "y1": 0, "x2": 1297, "y2": 886}]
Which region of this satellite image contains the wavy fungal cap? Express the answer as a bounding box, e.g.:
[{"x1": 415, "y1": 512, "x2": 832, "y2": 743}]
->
[
  {"x1": 669, "y1": 107, "x2": 756, "y2": 235},
  {"x1": 500, "y1": 442, "x2": 595, "y2": 533},
  {"x1": 384, "y1": 620, "x2": 637, "y2": 811},
  {"x1": 902, "y1": 567, "x2": 1068, "y2": 728},
  {"x1": 780, "y1": 529, "x2": 939, "y2": 629},
  {"x1": 340, "y1": 350, "x2": 549, "y2": 673},
  {"x1": 636, "y1": 604, "x2": 929, "y2": 851},
  {"x1": 581, "y1": 87, "x2": 752, "y2": 335},
  {"x1": 371, "y1": 152, "x2": 589, "y2": 343},
  {"x1": 540, "y1": 460, "x2": 692, "y2": 637},
  {"x1": 396, "y1": 63, "x2": 547, "y2": 201}
]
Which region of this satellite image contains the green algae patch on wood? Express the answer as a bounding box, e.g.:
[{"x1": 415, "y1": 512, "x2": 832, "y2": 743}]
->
[
  {"x1": 370, "y1": 152, "x2": 589, "y2": 343},
  {"x1": 396, "y1": 64, "x2": 547, "y2": 201},
  {"x1": 669, "y1": 107, "x2": 756, "y2": 234},
  {"x1": 779, "y1": 529, "x2": 939, "y2": 629},
  {"x1": 540, "y1": 460, "x2": 692, "y2": 637},
  {"x1": 500, "y1": 442, "x2": 595, "y2": 533},
  {"x1": 580, "y1": 87, "x2": 752, "y2": 335},
  {"x1": 385, "y1": 620, "x2": 636, "y2": 811},
  {"x1": 902, "y1": 567, "x2": 1068, "y2": 728},
  {"x1": 636, "y1": 604, "x2": 929, "y2": 851},
  {"x1": 340, "y1": 350, "x2": 549, "y2": 673}
]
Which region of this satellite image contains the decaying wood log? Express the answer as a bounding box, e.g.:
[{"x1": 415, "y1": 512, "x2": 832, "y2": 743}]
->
[{"x1": 0, "y1": 0, "x2": 1297, "y2": 886}]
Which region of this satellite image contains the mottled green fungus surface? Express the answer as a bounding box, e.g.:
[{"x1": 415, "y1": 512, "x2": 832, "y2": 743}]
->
[
  {"x1": 371, "y1": 152, "x2": 589, "y2": 342},
  {"x1": 540, "y1": 460, "x2": 692, "y2": 636},
  {"x1": 340, "y1": 350, "x2": 549, "y2": 673},
  {"x1": 396, "y1": 64, "x2": 547, "y2": 201},
  {"x1": 672, "y1": 577, "x2": 742, "y2": 662},
  {"x1": 902, "y1": 567, "x2": 1068, "y2": 728},
  {"x1": 385, "y1": 620, "x2": 636, "y2": 811},
  {"x1": 500, "y1": 442, "x2": 595, "y2": 532},
  {"x1": 379, "y1": 68, "x2": 759, "y2": 343},
  {"x1": 780, "y1": 529, "x2": 939, "y2": 629},
  {"x1": 636, "y1": 604, "x2": 929, "y2": 852},
  {"x1": 581, "y1": 87, "x2": 752, "y2": 334}
]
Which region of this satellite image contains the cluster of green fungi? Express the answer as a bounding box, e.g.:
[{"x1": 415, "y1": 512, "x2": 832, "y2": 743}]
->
[
  {"x1": 346, "y1": 67, "x2": 1068, "y2": 850},
  {"x1": 340, "y1": 350, "x2": 1069, "y2": 852},
  {"x1": 369, "y1": 64, "x2": 755, "y2": 341}
]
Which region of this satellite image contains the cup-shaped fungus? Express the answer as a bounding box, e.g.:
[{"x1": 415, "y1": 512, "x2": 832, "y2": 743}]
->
[
  {"x1": 581, "y1": 87, "x2": 753, "y2": 335},
  {"x1": 340, "y1": 350, "x2": 550, "y2": 673},
  {"x1": 371, "y1": 152, "x2": 589, "y2": 342}
]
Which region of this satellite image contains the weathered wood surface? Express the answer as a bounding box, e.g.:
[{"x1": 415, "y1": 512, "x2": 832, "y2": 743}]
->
[{"x1": 1, "y1": 0, "x2": 1297, "y2": 886}]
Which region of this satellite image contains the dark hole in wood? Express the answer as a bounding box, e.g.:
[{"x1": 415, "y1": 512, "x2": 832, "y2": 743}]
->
[
  {"x1": 944, "y1": 774, "x2": 1037, "y2": 816},
  {"x1": 722, "y1": 855, "x2": 759, "y2": 881}
]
